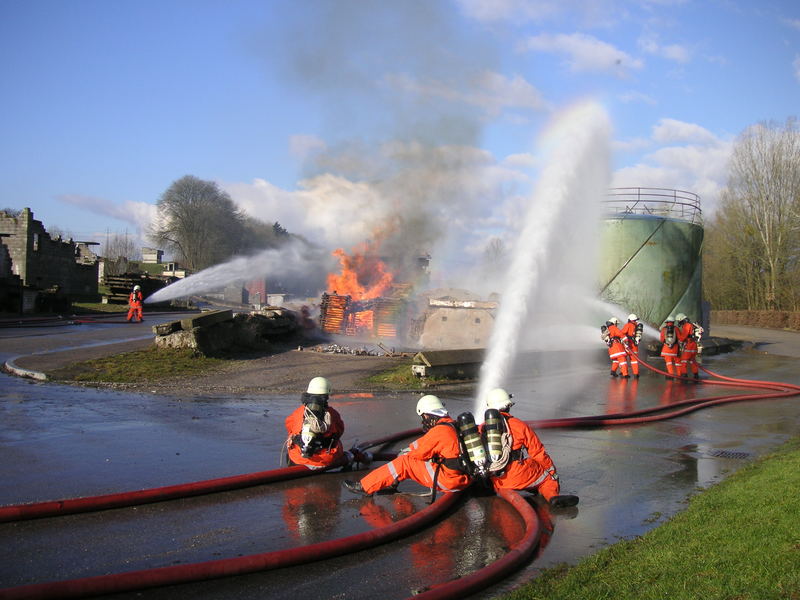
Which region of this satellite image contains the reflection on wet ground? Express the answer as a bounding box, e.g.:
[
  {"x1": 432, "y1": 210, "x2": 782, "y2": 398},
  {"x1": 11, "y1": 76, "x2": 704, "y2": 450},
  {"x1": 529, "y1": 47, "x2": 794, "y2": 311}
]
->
[{"x1": 1, "y1": 344, "x2": 799, "y2": 599}]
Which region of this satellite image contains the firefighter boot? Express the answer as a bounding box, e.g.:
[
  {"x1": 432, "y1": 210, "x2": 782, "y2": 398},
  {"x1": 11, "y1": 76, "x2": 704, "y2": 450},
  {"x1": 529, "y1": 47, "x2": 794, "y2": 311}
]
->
[
  {"x1": 342, "y1": 480, "x2": 372, "y2": 497},
  {"x1": 549, "y1": 495, "x2": 580, "y2": 509}
]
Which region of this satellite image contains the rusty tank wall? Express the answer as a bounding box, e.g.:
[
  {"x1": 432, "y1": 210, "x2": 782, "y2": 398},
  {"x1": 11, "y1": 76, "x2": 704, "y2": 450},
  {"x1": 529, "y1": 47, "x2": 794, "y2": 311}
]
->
[{"x1": 599, "y1": 214, "x2": 703, "y2": 327}]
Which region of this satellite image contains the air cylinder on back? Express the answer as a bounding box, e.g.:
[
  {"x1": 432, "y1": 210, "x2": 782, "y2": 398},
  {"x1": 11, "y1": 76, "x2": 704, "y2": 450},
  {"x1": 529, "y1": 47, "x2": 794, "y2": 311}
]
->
[
  {"x1": 483, "y1": 408, "x2": 504, "y2": 463},
  {"x1": 457, "y1": 412, "x2": 486, "y2": 472}
]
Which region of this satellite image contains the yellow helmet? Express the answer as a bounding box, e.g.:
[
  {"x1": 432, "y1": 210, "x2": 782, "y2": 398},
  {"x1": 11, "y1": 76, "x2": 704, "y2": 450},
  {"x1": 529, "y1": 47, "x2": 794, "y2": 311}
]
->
[{"x1": 306, "y1": 376, "x2": 330, "y2": 395}]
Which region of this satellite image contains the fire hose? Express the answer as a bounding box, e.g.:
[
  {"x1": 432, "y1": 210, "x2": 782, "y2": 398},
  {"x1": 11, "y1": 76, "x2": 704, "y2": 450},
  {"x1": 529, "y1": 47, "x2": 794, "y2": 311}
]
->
[{"x1": 0, "y1": 490, "x2": 464, "y2": 600}]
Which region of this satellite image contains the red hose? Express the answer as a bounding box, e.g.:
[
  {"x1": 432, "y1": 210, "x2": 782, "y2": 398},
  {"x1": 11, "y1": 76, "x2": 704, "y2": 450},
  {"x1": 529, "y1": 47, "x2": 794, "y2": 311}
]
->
[
  {"x1": 0, "y1": 465, "x2": 325, "y2": 523},
  {"x1": 407, "y1": 488, "x2": 542, "y2": 600},
  {"x1": 0, "y1": 490, "x2": 463, "y2": 600}
]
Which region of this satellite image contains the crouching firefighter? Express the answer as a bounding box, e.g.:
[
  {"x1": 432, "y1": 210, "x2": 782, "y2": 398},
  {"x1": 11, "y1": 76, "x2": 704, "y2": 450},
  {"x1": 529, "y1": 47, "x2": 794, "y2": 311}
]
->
[
  {"x1": 285, "y1": 377, "x2": 347, "y2": 469},
  {"x1": 480, "y1": 388, "x2": 579, "y2": 509},
  {"x1": 342, "y1": 395, "x2": 473, "y2": 498}
]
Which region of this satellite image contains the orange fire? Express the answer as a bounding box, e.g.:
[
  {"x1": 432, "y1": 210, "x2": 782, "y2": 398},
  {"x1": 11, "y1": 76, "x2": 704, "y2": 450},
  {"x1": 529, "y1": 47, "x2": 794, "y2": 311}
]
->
[{"x1": 326, "y1": 244, "x2": 394, "y2": 300}]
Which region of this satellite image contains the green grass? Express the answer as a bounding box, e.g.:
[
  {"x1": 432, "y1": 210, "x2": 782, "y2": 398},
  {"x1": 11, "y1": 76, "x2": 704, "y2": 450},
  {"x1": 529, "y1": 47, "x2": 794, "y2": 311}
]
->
[
  {"x1": 49, "y1": 347, "x2": 231, "y2": 383},
  {"x1": 504, "y1": 436, "x2": 800, "y2": 600},
  {"x1": 359, "y1": 360, "x2": 453, "y2": 390},
  {"x1": 71, "y1": 302, "x2": 128, "y2": 314}
]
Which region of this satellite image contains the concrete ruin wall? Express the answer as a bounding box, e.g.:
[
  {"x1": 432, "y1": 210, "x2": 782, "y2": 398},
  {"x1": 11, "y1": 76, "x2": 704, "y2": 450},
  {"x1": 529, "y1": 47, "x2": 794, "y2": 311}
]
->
[{"x1": 0, "y1": 208, "x2": 99, "y2": 300}]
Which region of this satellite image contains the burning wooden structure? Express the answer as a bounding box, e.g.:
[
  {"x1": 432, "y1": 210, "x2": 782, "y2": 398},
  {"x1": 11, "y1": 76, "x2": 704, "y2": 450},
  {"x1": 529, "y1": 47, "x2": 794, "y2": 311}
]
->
[{"x1": 319, "y1": 290, "x2": 408, "y2": 340}]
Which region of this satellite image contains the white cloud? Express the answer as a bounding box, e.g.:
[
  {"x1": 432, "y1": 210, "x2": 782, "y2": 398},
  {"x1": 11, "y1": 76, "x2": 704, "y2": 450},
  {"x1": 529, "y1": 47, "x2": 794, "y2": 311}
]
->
[
  {"x1": 652, "y1": 118, "x2": 717, "y2": 144},
  {"x1": 783, "y1": 18, "x2": 800, "y2": 31},
  {"x1": 638, "y1": 34, "x2": 690, "y2": 63},
  {"x1": 384, "y1": 70, "x2": 550, "y2": 116},
  {"x1": 521, "y1": 33, "x2": 644, "y2": 76},
  {"x1": 502, "y1": 152, "x2": 539, "y2": 169},
  {"x1": 612, "y1": 132, "x2": 732, "y2": 215},
  {"x1": 612, "y1": 137, "x2": 652, "y2": 152},
  {"x1": 289, "y1": 134, "x2": 326, "y2": 160}
]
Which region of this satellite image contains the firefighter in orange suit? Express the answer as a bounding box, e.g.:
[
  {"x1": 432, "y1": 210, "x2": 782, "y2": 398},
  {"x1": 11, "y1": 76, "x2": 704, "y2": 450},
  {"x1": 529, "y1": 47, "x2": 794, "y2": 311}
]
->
[
  {"x1": 482, "y1": 388, "x2": 578, "y2": 509},
  {"x1": 342, "y1": 395, "x2": 471, "y2": 496},
  {"x1": 285, "y1": 377, "x2": 347, "y2": 469},
  {"x1": 659, "y1": 316, "x2": 681, "y2": 378},
  {"x1": 602, "y1": 317, "x2": 629, "y2": 378},
  {"x1": 126, "y1": 285, "x2": 143, "y2": 322},
  {"x1": 675, "y1": 313, "x2": 701, "y2": 380},
  {"x1": 619, "y1": 313, "x2": 642, "y2": 378}
]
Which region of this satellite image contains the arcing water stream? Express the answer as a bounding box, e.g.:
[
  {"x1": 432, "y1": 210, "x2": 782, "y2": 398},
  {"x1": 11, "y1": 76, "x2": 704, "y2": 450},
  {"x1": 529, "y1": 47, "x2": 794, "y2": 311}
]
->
[{"x1": 476, "y1": 101, "x2": 612, "y2": 415}]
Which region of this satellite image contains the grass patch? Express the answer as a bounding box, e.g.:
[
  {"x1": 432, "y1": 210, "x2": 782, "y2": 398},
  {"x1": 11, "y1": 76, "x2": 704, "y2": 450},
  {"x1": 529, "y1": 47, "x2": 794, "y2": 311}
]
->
[
  {"x1": 504, "y1": 436, "x2": 800, "y2": 600},
  {"x1": 49, "y1": 347, "x2": 231, "y2": 383},
  {"x1": 359, "y1": 360, "x2": 454, "y2": 390},
  {"x1": 71, "y1": 302, "x2": 127, "y2": 314}
]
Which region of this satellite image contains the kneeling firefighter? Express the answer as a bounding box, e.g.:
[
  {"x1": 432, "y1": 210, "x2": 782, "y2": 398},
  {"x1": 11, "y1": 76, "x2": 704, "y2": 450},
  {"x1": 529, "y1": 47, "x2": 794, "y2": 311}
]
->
[
  {"x1": 481, "y1": 388, "x2": 579, "y2": 509},
  {"x1": 285, "y1": 377, "x2": 347, "y2": 469},
  {"x1": 342, "y1": 395, "x2": 473, "y2": 497}
]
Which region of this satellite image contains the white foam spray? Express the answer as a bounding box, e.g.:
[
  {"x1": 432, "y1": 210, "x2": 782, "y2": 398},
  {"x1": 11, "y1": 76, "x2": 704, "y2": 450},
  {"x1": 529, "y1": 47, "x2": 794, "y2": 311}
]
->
[
  {"x1": 475, "y1": 101, "x2": 612, "y2": 415},
  {"x1": 145, "y1": 239, "x2": 333, "y2": 304}
]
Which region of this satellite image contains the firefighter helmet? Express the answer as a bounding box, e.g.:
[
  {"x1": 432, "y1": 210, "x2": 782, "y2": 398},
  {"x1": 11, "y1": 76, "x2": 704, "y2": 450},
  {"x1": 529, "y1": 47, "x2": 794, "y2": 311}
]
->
[
  {"x1": 676, "y1": 313, "x2": 687, "y2": 322},
  {"x1": 416, "y1": 395, "x2": 447, "y2": 417},
  {"x1": 665, "y1": 315, "x2": 676, "y2": 323},
  {"x1": 306, "y1": 377, "x2": 330, "y2": 395},
  {"x1": 628, "y1": 314, "x2": 638, "y2": 322},
  {"x1": 608, "y1": 317, "x2": 620, "y2": 325},
  {"x1": 485, "y1": 388, "x2": 514, "y2": 411},
  {"x1": 133, "y1": 285, "x2": 141, "y2": 291}
]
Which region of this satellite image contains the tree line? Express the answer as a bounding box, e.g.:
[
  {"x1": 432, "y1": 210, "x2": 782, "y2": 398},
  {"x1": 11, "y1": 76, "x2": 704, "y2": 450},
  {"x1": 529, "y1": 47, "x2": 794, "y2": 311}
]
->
[
  {"x1": 149, "y1": 175, "x2": 292, "y2": 272},
  {"x1": 703, "y1": 118, "x2": 800, "y2": 311}
]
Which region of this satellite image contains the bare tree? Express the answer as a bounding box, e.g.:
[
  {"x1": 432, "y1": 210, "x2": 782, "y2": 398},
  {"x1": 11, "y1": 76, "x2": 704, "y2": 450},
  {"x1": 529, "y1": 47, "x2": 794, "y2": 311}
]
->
[
  {"x1": 149, "y1": 175, "x2": 246, "y2": 271},
  {"x1": 708, "y1": 118, "x2": 800, "y2": 310},
  {"x1": 103, "y1": 232, "x2": 138, "y2": 260}
]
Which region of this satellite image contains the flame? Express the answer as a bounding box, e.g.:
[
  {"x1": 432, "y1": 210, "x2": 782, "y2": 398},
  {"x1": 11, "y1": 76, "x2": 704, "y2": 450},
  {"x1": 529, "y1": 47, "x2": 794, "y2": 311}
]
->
[{"x1": 327, "y1": 243, "x2": 394, "y2": 300}]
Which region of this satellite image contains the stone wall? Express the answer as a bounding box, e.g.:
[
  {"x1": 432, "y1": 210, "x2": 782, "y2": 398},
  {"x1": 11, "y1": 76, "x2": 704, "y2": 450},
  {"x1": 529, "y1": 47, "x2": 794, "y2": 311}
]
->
[{"x1": 0, "y1": 208, "x2": 99, "y2": 300}]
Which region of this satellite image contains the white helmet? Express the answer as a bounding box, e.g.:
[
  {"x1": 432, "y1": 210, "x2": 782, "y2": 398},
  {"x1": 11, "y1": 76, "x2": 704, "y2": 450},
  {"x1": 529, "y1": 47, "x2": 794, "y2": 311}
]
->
[
  {"x1": 486, "y1": 388, "x2": 514, "y2": 411},
  {"x1": 608, "y1": 317, "x2": 620, "y2": 325},
  {"x1": 666, "y1": 315, "x2": 676, "y2": 323},
  {"x1": 133, "y1": 285, "x2": 141, "y2": 291},
  {"x1": 628, "y1": 314, "x2": 638, "y2": 321},
  {"x1": 676, "y1": 313, "x2": 687, "y2": 322},
  {"x1": 416, "y1": 395, "x2": 447, "y2": 417},
  {"x1": 306, "y1": 376, "x2": 330, "y2": 395}
]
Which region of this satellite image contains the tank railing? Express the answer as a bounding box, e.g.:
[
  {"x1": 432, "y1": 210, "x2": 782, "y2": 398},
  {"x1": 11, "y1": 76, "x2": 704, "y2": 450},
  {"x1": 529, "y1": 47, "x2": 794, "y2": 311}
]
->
[{"x1": 604, "y1": 187, "x2": 702, "y2": 225}]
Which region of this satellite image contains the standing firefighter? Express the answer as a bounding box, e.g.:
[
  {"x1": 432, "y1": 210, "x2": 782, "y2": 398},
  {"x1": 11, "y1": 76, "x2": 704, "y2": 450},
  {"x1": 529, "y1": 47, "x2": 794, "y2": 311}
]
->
[
  {"x1": 285, "y1": 377, "x2": 347, "y2": 469},
  {"x1": 620, "y1": 314, "x2": 643, "y2": 378},
  {"x1": 659, "y1": 316, "x2": 681, "y2": 378},
  {"x1": 676, "y1": 313, "x2": 703, "y2": 381},
  {"x1": 601, "y1": 317, "x2": 629, "y2": 378},
  {"x1": 342, "y1": 395, "x2": 472, "y2": 497},
  {"x1": 481, "y1": 388, "x2": 578, "y2": 508},
  {"x1": 126, "y1": 285, "x2": 143, "y2": 322}
]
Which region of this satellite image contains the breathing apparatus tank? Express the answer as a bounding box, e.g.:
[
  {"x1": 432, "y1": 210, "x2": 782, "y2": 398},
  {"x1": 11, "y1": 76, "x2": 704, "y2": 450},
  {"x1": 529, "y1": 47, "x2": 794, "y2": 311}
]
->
[
  {"x1": 300, "y1": 395, "x2": 329, "y2": 458},
  {"x1": 635, "y1": 321, "x2": 643, "y2": 345},
  {"x1": 483, "y1": 408, "x2": 504, "y2": 464},
  {"x1": 456, "y1": 412, "x2": 487, "y2": 477},
  {"x1": 600, "y1": 323, "x2": 611, "y2": 346}
]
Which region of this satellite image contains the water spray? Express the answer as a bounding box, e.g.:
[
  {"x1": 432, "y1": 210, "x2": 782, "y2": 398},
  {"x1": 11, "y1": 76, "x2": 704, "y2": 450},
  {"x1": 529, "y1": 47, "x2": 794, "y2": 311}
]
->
[{"x1": 475, "y1": 101, "x2": 612, "y2": 417}]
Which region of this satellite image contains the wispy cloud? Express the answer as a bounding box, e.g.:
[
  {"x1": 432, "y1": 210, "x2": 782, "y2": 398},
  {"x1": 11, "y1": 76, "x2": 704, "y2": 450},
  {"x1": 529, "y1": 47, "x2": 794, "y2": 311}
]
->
[
  {"x1": 57, "y1": 195, "x2": 156, "y2": 233},
  {"x1": 521, "y1": 33, "x2": 644, "y2": 76},
  {"x1": 618, "y1": 90, "x2": 657, "y2": 105},
  {"x1": 638, "y1": 34, "x2": 691, "y2": 63},
  {"x1": 289, "y1": 134, "x2": 327, "y2": 160},
  {"x1": 652, "y1": 118, "x2": 717, "y2": 144},
  {"x1": 454, "y1": 0, "x2": 560, "y2": 23},
  {"x1": 384, "y1": 70, "x2": 551, "y2": 116}
]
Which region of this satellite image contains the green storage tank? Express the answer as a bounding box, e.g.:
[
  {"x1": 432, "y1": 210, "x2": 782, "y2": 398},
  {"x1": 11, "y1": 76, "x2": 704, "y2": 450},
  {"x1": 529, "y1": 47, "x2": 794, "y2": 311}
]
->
[{"x1": 599, "y1": 188, "x2": 703, "y2": 328}]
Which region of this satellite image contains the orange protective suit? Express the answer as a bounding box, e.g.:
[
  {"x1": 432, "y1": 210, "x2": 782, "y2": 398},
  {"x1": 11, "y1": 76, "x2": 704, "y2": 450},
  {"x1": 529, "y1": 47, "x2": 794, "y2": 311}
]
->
[
  {"x1": 284, "y1": 404, "x2": 346, "y2": 469},
  {"x1": 126, "y1": 290, "x2": 143, "y2": 322},
  {"x1": 487, "y1": 412, "x2": 560, "y2": 501},
  {"x1": 359, "y1": 416, "x2": 471, "y2": 494},
  {"x1": 606, "y1": 323, "x2": 629, "y2": 377},
  {"x1": 660, "y1": 323, "x2": 680, "y2": 377},
  {"x1": 676, "y1": 321, "x2": 699, "y2": 377},
  {"x1": 619, "y1": 320, "x2": 640, "y2": 376}
]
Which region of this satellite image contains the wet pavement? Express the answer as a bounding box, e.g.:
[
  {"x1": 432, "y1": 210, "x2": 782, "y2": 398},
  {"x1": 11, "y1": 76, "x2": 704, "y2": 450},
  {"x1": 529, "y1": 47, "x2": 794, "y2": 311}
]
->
[{"x1": 1, "y1": 320, "x2": 799, "y2": 599}]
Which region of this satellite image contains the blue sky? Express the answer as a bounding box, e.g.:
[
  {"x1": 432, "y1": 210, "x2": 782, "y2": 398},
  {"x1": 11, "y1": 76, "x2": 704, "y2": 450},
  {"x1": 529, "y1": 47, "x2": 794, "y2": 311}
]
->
[{"x1": 1, "y1": 0, "x2": 798, "y2": 268}]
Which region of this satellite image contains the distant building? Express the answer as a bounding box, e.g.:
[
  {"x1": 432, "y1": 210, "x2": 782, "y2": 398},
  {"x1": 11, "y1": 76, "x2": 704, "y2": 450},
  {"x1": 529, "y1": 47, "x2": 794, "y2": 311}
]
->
[
  {"x1": 0, "y1": 208, "x2": 99, "y2": 311},
  {"x1": 141, "y1": 247, "x2": 164, "y2": 264}
]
